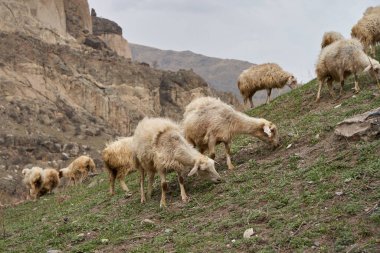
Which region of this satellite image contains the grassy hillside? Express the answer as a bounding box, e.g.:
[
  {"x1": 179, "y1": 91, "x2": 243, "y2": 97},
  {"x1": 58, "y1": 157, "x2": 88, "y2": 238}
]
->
[{"x1": 1, "y1": 63, "x2": 380, "y2": 251}]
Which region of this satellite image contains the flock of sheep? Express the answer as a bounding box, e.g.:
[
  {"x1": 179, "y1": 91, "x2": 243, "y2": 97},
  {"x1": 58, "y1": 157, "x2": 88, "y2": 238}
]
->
[{"x1": 21, "y1": 6, "x2": 380, "y2": 208}]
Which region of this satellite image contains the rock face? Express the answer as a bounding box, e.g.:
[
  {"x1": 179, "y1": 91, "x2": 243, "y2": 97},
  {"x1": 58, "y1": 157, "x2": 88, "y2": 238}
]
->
[
  {"x1": 98, "y1": 33, "x2": 132, "y2": 59},
  {"x1": 0, "y1": 0, "x2": 71, "y2": 44},
  {"x1": 0, "y1": 0, "x2": 238, "y2": 204},
  {"x1": 64, "y1": 0, "x2": 93, "y2": 39},
  {"x1": 335, "y1": 108, "x2": 380, "y2": 140},
  {"x1": 92, "y1": 15, "x2": 131, "y2": 59}
]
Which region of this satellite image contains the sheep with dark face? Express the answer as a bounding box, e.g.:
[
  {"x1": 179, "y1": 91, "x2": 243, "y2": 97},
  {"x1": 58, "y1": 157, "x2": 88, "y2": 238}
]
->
[
  {"x1": 102, "y1": 137, "x2": 135, "y2": 196},
  {"x1": 182, "y1": 97, "x2": 279, "y2": 170},
  {"x1": 22, "y1": 167, "x2": 60, "y2": 199},
  {"x1": 237, "y1": 63, "x2": 297, "y2": 108},
  {"x1": 133, "y1": 117, "x2": 222, "y2": 208},
  {"x1": 59, "y1": 155, "x2": 96, "y2": 185},
  {"x1": 315, "y1": 38, "x2": 380, "y2": 102}
]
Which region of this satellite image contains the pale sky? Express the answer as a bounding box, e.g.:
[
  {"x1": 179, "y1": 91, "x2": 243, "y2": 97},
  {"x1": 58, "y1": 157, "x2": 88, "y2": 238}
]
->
[{"x1": 88, "y1": 0, "x2": 378, "y2": 83}]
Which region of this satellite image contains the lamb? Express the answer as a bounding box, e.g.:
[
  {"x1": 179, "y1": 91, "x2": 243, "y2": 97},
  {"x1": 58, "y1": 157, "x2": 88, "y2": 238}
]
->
[
  {"x1": 102, "y1": 137, "x2": 135, "y2": 196},
  {"x1": 182, "y1": 97, "x2": 279, "y2": 170},
  {"x1": 22, "y1": 167, "x2": 60, "y2": 199},
  {"x1": 59, "y1": 155, "x2": 96, "y2": 185},
  {"x1": 321, "y1": 31, "x2": 344, "y2": 48},
  {"x1": 315, "y1": 38, "x2": 380, "y2": 102},
  {"x1": 351, "y1": 11, "x2": 380, "y2": 54},
  {"x1": 237, "y1": 63, "x2": 297, "y2": 108},
  {"x1": 133, "y1": 117, "x2": 222, "y2": 208}
]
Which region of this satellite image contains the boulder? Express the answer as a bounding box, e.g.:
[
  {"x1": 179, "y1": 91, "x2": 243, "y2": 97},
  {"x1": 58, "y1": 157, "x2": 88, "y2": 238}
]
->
[{"x1": 335, "y1": 108, "x2": 380, "y2": 140}]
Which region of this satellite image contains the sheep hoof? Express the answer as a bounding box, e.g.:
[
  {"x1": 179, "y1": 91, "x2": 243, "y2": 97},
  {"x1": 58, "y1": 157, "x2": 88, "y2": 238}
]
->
[
  {"x1": 124, "y1": 192, "x2": 132, "y2": 198},
  {"x1": 182, "y1": 196, "x2": 190, "y2": 203},
  {"x1": 160, "y1": 202, "x2": 167, "y2": 208},
  {"x1": 228, "y1": 165, "x2": 235, "y2": 170}
]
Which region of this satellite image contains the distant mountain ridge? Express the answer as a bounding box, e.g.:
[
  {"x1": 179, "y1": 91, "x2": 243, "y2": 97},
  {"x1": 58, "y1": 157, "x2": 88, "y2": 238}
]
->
[{"x1": 130, "y1": 43, "x2": 253, "y2": 99}]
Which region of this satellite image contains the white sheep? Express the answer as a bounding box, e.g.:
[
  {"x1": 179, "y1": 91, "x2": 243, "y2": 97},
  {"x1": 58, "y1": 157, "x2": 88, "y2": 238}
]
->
[
  {"x1": 351, "y1": 11, "x2": 380, "y2": 54},
  {"x1": 102, "y1": 137, "x2": 135, "y2": 196},
  {"x1": 132, "y1": 117, "x2": 222, "y2": 208},
  {"x1": 237, "y1": 63, "x2": 297, "y2": 108},
  {"x1": 315, "y1": 38, "x2": 380, "y2": 102},
  {"x1": 59, "y1": 155, "x2": 96, "y2": 185},
  {"x1": 22, "y1": 167, "x2": 60, "y2": 199},
  {"x1": 182, "y1": 96, "x2": 279, "y2": 170},
  {"x1": 321, "y1": 31, "x2": 344, "y2": 48}
]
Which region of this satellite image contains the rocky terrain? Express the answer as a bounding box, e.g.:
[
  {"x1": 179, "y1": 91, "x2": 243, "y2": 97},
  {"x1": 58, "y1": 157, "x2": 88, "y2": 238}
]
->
[{"x1": 0, "y1": 0, "x2": 238, "y2": 204}]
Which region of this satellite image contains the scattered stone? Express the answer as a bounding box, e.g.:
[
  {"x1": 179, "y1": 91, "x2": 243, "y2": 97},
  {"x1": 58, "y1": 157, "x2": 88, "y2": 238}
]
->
[
  {"x1": 87, "y1": 180, "x2": 98, "y2": 188},
  {"x1": 286, "y1": 143, "x2": 292, "y2": 149},
  {"x1": 226, "y1": 244, "x2": 231, "y2": 248},
  {"x1": 41, "y1": 217, "x2": 47, "y2": 222},
  {"x1": 344, "y1": 178, "x2": 352, "y2": 183},
  {"x1": 314, "y1": 241, "x2": 320, "y2": 247},
  {"x1": 77, "y1": 233, "x2": 85, "y2": 238},
  {"x1": 335, "y1": 191, "x2": 343, "y2": 196},
  {"x1": 307, "y1": 181, "x2": 314, "y2": 184},
  {"x1": 334, "y1": 104, "x2": 342, "y2": 109},
  {"x1": 101, "y1": 238, "x2": 109, "y2": 244},
  {"x1": 141, "y1": 219, "x2": 155, "y2": 225},
  {"x1": 165, "y1": 228, "x2": 173, "y2": 234},
  {"x1": 231, "y1": 239, "x2": 236, "y2": 243},
  {"x1": 335, "y1": 107, "x2": 380, "y2": 140},
  {"x1": 243, "y1": 228, "x2": 254, "y2": 238},
  {"x1": 315, "y1": 133, "x2": 320, "y2": 139},
  {"x1": 47, "y1": 250, "x2": 63, "y2": 253}
]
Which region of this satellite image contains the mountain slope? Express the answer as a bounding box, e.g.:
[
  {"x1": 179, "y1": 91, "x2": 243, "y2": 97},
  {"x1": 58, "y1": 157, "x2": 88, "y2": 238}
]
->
[
  {"x1": 2, "y1": 48, "x2": 380, "y2": 252},
  {"x1": 131, "y1": 43, "x2": 275, "y2": 102}
]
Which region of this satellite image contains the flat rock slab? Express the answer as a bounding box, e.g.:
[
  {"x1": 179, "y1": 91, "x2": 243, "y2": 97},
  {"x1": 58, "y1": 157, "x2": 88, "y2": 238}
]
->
[{"x1": 335, "y1": 107, "x2": 380, "y2": 140}]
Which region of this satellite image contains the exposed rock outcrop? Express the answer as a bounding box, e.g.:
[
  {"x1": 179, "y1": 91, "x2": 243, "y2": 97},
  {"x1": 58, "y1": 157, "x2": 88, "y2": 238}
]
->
[
  {"x1": 92, "y1": 14, "x2": 132, "y2": 59},
  {"x1": 64, "y1": 0, "x2": 92, "y2": 39}
]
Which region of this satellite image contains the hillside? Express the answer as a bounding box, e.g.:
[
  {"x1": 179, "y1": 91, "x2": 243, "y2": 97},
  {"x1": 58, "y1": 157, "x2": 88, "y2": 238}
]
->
[
  {"x1": 0, "y1": 0, "x2": 238, "y2": 204},
  {"x1": 131, "y1": 43, "x2": 290, "y2": 104},
  {"x1": 2, "y1": 46, "x2": 380, "y2": 251}
]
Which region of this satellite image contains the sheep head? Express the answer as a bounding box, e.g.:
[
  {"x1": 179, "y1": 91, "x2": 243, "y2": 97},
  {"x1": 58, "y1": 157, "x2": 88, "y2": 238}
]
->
[
  {"x1": 286, "y1": 75, "x2": 298, "y2": 89},
  {"x1": 188, "y1": 156, "x2": 222, "y2": 183},
  {"x1": 364, "y1": 59, "x2": 380, "y2": 83},
  {"x1": 22, "y1": 168, "x2": 30, "y2": 176},
  {"x1": 255, "y1": 121, "x2": 280, "y2": 148}
]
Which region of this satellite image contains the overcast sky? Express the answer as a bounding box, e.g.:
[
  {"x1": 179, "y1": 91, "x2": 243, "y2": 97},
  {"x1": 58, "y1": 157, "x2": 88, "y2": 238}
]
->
[{"x1": 88, "y1": 0, "x2": 378, "y2": 83}]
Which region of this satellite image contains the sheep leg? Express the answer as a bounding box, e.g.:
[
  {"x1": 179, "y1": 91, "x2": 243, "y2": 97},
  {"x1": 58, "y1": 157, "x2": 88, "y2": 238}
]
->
[
  {"x1": 146, "y1": 170, "x2": 155, "y2": 201},
  {"x1": 177, "y1": 173, "x2": 189, "y2": 203},
  {"x1": 208, "y1": 136, "x2": 217, "y2": 159},
  {"x1": 224, "y1": 142, "x2": 234, "y2": 170},
  {"x1": 249, "y1": 92, "x2": 256, "y2": 108},
  {"x1": 339, "y1": 80, "x2": 344, "y2": 96},
  {"x1": 354, "y1": 74, "x2": 360, "y2": 93},
  {"x1": 158, "y1": 171, "x2": 168, "y2": 208},
  {"x1": 266, "y1": 89, "x2": 272, "y2": 104},
  {"x1": 109, "y1": 170, "x2": 116, "y2": 195},
  {"x1": 316, "y1": 80, "x2": 323, "y2": 102},
  {"x1": 327, "y1": 80, "x2": 335, "y2": 99},
  {"x1": 139, "y1": 169, "x2": 146, "y2": 204},
  {"x1": 119, "y1": 178, "x2": 132, "y2": 197}
]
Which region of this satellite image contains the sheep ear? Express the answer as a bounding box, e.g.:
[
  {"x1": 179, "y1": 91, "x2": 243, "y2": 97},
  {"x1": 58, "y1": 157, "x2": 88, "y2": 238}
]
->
[
  {"x1": 364, "y1": 65, "x2": 372, "y2": 72},
  {"x1": 188, "y1": 162, "x2": 199, "y2": 177},
  {"x1": 263, "y1": 124, "x2": 272, "y2": 137}
]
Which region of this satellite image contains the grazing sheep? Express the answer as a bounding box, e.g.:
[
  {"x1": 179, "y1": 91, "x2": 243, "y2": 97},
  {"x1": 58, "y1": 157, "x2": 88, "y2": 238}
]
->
[
  {"x1": 22, "y1": 167, "x2": 60, "y2": 199},
  {"x1": 133, "y1": 117, "x2": 222, "y2": 208},
  {"x1": 315, "y1": 38, "x2": 380, "y2": 102},
  {"x1": 59, "y1": 155, "x2": 96, "y2": 185},
  {"x1": 237, "y1": 63, "x2": 297, "y2": 108},
  {"x1": 182, "y1": 97, "x2": 279, "y2": 170},
  {"x1": 321, "y1": 31, "x2": 344, "y2": 48},
  {"x1": 102, "y1": 137, "x2": 135, "y2": 196},
  {"x1": 351, "y1": 12, "x2": 380, "y2": 54}
]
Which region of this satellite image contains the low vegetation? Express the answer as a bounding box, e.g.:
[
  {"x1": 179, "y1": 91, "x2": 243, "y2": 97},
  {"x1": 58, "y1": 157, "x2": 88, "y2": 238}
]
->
[{"x1": 1, "y1": 48, "x2": 380, "y2": 252}]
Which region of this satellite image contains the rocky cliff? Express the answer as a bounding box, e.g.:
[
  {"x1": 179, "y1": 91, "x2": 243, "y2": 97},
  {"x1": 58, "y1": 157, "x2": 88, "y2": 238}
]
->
[{"x1": 0, "y1": 0, "x2": 239, "y2": 204}]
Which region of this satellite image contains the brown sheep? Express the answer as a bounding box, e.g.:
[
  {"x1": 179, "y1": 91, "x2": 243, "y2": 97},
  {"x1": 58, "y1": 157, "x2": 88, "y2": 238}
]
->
[
  {"x1": 102, "y1": 137, "x2": 135, "y2": 196},
  {"x1": 59, "y1": 155, "x2": 96, "y2": 185},
  {"x1": 22, "y1": 167, "x2": 60, "y2": 199},
  {"x1": 321, "y1": 31, "x2": 344, "y2": 48},
  {"x1": 237, "y1": 63, "x2": 297, "y2": 108}
]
